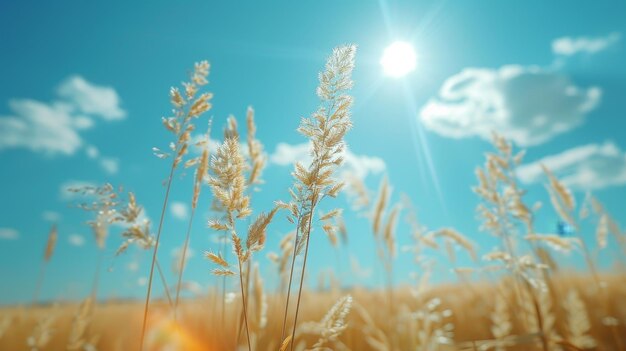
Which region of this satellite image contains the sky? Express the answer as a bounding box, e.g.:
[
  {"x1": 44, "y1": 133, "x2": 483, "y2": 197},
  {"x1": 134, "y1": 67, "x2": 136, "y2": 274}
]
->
[{"x1": 1, "y1": 0, "x2": 625, "y2": 305}]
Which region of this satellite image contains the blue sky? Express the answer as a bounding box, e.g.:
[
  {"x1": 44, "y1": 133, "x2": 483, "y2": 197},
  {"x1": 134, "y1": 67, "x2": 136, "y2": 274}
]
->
[{"x1": 1, "y1": 0, "x2": 625, "y2": 304}]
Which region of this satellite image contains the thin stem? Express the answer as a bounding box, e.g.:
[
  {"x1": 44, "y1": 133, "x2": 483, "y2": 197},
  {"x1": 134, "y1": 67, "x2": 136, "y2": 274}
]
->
[
  {"x1": 237, "y1": 257, "x2": 253, "y2": 344},
  {"x1": 156, "y1": 259, "x2": 174, "y2": 309},
  {"x1": 289, "y1": 199, "x2": 317, "y2": 351},
  {"x1": 139, "y1": 162, "x2": 176, "y2": 350},
  {"x1": 90, "y1": 249, "x2": 105, "y2": 300},
  {"x1": 385, "y1": 253, "x2": 396, "y2": 350},
  {"x1": 238, "y1": 257, "x2": 252, "y2": 351},
  {"x1": 221, "y1": 232, "x2": 227, "y2": 325},
  {"x1": 284, "y1": 92, "x2": 335, "y2": 348},
  {"x1": 386, "y1": 257, "x2": 393, "y2": 316},
  {"x1": 279, "y1": 216, "x2": 302, "y2": 343},
  {"x1": 174, "y1": 209, "x2": 197, "y2": 322}
]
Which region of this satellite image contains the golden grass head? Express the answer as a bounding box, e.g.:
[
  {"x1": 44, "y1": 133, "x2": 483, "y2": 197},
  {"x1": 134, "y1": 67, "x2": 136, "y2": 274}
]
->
[
  {"x1": 246, "y1": 106, "x2": 267, "y2": 186},
  {"x1": 208, "y1": 137, "x2": 251, "y2": 219},
  {"x1": 117, "y1": 219, "x2": 154, "y2": 255},
  {"x1": 160, "y1": 61, "x2": 213, "y2": 171},
  {"x1": 289, "y1": 45, "x2": 357, "y2": 212},
  {"x1": 372, "y1": 176, "x2": 390, "y2": 237},
  {"x1": 43, "y1": 224, "x2": 58, "y2": 262}
]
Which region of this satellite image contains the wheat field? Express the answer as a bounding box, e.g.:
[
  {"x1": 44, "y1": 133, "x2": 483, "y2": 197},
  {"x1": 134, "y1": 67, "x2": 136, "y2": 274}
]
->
[{"x1": 2, "y1": 45, "x2": 626, "y2": 351}]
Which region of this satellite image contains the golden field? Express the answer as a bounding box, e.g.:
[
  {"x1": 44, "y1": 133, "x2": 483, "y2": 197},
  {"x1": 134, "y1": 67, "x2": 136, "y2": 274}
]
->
[
  {"x1": 3, "y1": 45, "x2": 626, "y2": 351},
  {"x1": 1, "y1": 274, "x2": 626, "y2": 351}
]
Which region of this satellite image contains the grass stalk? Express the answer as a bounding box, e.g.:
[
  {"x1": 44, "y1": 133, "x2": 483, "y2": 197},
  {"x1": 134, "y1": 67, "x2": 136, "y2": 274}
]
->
[
  {"x1": 90, "y1": 249, "x2": 105, "y2": 300},
  {"x1": 237, "y1": 257, "x2": 252, "y2": 351},
  {"x1": 236, "y1": 258, "x2": 252, "y2": 345},
  {"x1": 173, "y1": 209, "x2": 197, "y2": 322},
  {"x1": 139, "y1": 161, "x2": 176, "y2": 350},
  {"x1": 155, "y1": 259, "x2": 173, "y2": 308},
  {"x1": 289, "y1": 199, "x2": 318, "y2": 351},
  {"x1": 279, "y1": 217, "x2": 301, "y2": 343},
  {"x1": 221, "y1": 233, "x2": 227, "y2": 325}
]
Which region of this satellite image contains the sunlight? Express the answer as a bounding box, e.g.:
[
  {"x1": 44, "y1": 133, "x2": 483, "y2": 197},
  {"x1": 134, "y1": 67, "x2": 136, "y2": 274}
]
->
[{"x1": 380, "y1": 41, "x2": 417, "y2": 77}]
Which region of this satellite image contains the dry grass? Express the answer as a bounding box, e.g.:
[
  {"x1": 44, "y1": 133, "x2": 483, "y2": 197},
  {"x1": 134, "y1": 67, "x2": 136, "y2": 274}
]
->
[
  {"x1": 6, "y1": 45, "x2": 626, "y2": 351},
  {"x1": 2, "y1": 274, "x2": 625, "y2": 350}
]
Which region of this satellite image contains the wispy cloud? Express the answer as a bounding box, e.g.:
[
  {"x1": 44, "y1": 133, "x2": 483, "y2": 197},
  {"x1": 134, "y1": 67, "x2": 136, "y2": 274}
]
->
[
  {"x1": 0, "y1": 99, "x2": 84, "y2": 155},
  {"x1": 270, "y1": 142, "x2": 310, "y2": 165},
  {"x1": 269, "y1": 142, "x2": 385, "y2": 180},
  {"x1": 0, "y1": 76, "x2": 125, "y2": 173},
  {"x1": 517, "y1": 141, "x2": 626, "y2": 190},
  {"x1": 57, "y1": 75, "x2": 126, "y2": 120},
  {"x1": 127, "y1": 261, "x2": 140, "y2": 272},
  {"x1": 85, "y1": 145, "x2": 120, "y2": 175},
  {"x1": 552, "y1": 32, "x2": 621, "y2": 56},
  {"x1": 68, "y1": 234, "x2": 86, "y2": 247},
  {"x1": 419, "y1": 65, "x2": 600, "y2": 146},
  {"x1": 170, "y1": 201, "x2": 189, "y2": 221},
  {"x1": 42, "y1": 211, "x2": 61, "y2": 222},
  {"x1": 99, "y1": 157, "x2": 119, "y2": 175},
  {"x1": 0, "y1": 228, "x2": 19, "y2": 240}
]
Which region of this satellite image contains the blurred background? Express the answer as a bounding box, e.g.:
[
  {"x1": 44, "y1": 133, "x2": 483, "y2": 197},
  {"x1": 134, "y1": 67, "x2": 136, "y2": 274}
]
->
[{"x1": 1, "y1": 0, "x2": 625, "y2": 305}]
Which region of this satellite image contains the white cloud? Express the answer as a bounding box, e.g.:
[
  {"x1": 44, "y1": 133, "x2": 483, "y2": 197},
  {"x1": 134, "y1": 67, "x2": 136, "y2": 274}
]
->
[
  {"x1": 170, "y1": 201, "x2": 189, "y2": 221},
  {"x1": 85, "y1": 145, "x2": 120, "y2": 174},
  {"x1": 85, "y1": 145, "x2": 100, "y2": 159},
  {"x1": 127, "y1": 261, "x2": 139, "y2": 272},
  {"x1": 552, "y1": 32, "x2": 621, "y2": 56},
  {"x1": 57, "y1": 75, "x2": 126, "y2": 120},
  {"x1": 0, "y1": 99, "x2": 83, "y2": 155},
  {"x1": 59, "y1": 180, "x2": 96, "y2": 200},
  {"x1": 517, "y1": 141, "x2": 626, "y2": 190},
  {"x1": 342, "y1": 150, "x2": 387, "y2": 180},
  {"x1": 73, "y1": 116, "x2": 94, "y2": 130},
  {"x1": 270, "y1": 142, "x2": 386, "y2": 180},
  {"x1": 68, "y1": 234, "x2": 86, "y2": 247},
  {"x1": 419, "y1": 65, "x2": 601, "y2": 146},
  {"x1": 137, "y1": 277, "x2": 147, "y2": 286},
  {"x1": 42, "y1": 211, "x2": 61, "y2": 222},
  {"x1": 270, "y1": 143, "x2": 310, "y2": 166},
  {"x1": 100, "y1": 157, "x2": 119, "y2": 175},
  {"x1": 0, "y1": 228, "x2": 19, "y2": 240},
  {"x1": 0, "y1": 76, "x2": 125, "y2": 156}
]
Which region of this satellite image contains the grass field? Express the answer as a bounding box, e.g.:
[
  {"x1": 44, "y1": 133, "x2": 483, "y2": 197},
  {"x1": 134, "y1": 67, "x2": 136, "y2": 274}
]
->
[
  {"x1": 2, "y1": 274, "x2": 625, "y2": 351},
  {"x1": 3, "y1": 45, "x2": 626, "y2": 351}
]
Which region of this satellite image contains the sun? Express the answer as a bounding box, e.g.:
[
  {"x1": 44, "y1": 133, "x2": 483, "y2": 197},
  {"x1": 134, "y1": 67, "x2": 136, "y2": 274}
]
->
[{"x1": 380, "y1": 41, "x2": 417, "y2": 78}]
